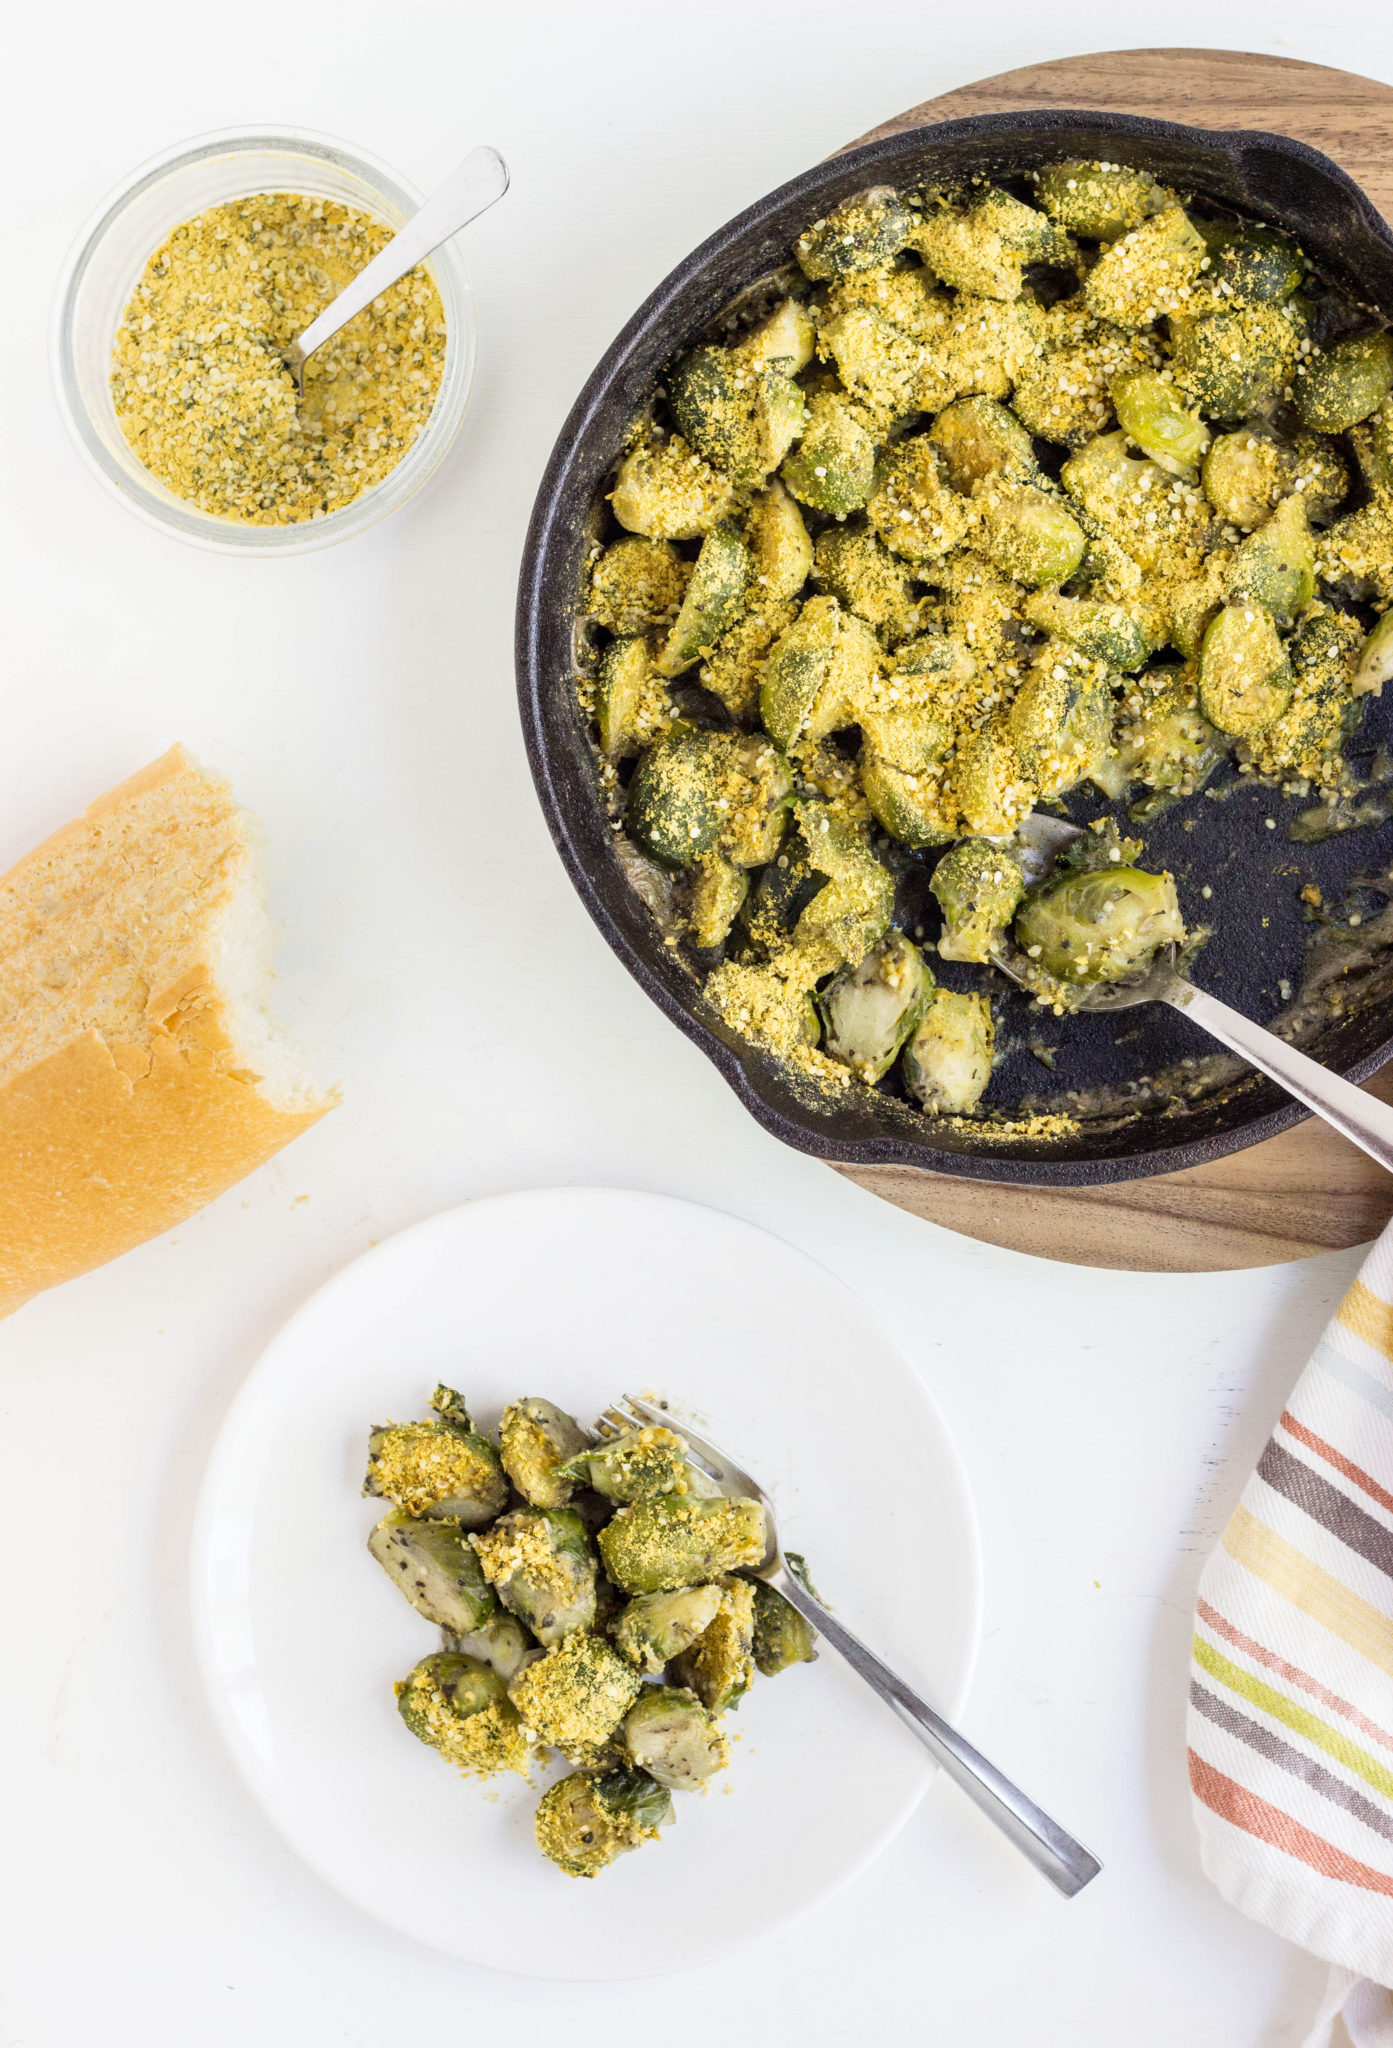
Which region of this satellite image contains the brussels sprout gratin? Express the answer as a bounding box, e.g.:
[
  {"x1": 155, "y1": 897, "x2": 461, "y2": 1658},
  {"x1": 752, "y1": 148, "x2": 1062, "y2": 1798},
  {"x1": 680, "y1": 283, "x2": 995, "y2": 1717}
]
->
[
  {"x1": 578, "y1": 161, "x2": 1393, "y2": 1119},
  {"x1": 365, "y1": 1385, "x2": 816, "y2": 1878}
]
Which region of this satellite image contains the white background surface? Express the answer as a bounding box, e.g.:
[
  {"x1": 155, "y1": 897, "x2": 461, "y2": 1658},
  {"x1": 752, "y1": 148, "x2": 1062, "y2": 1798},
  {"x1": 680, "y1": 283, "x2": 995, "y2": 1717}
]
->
[{"x1": 1, "y1": 2, "x2": 1389, "y2": 2041}]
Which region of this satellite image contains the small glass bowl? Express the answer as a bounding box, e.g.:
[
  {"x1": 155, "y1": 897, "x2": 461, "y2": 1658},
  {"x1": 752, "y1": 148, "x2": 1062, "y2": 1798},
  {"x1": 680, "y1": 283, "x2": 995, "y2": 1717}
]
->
[{"x1": 51, "y1": 126, "x2": 477, "y2": 556}]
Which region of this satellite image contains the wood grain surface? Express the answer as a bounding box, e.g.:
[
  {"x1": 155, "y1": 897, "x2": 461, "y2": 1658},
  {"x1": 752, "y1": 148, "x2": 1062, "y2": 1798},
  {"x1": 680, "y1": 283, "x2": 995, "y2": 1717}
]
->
[{"x1": 833, "y1": 49, "x2": 1393, "y2": 1272}]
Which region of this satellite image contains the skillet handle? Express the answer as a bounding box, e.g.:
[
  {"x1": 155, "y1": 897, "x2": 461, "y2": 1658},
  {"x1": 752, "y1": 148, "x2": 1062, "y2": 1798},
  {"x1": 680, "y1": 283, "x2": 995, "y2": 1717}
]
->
[{"x1": 1166, "y1": 980, "x2": 1393, "y2": 1174}]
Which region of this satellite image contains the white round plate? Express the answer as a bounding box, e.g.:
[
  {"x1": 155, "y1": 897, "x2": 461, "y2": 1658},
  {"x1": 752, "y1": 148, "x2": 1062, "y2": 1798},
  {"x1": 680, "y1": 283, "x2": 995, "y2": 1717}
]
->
[{"x1": 191, "y1": 1188, "x2": 982, "y2": 1978}]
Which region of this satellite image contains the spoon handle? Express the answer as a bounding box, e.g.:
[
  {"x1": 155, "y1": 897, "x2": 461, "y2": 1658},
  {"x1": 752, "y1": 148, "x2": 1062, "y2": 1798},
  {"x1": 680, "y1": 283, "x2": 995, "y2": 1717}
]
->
[
  {"x1": 291, "y1": 145, "x2": 509, "y2": 368},
  {"x1": 1167, "y1": 979, "x2": 1393, "y2": 1173}
]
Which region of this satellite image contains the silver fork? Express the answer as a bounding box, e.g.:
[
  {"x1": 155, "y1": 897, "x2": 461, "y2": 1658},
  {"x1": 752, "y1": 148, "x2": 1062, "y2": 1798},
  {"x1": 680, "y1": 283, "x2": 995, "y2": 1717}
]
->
[
  {"x1": 594, "y1": 1394, "x2": 1101, "y2": 1898},
  {"x1": 1001, "y1": 814, "x2": 1393, "y2": 1173}
]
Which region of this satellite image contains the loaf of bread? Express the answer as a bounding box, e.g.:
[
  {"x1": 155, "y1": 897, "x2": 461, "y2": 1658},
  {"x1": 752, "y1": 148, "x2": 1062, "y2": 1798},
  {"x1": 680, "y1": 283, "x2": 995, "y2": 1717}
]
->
[{"x1": 0, "y1": 746, "x2": 336, "y2": 1317}]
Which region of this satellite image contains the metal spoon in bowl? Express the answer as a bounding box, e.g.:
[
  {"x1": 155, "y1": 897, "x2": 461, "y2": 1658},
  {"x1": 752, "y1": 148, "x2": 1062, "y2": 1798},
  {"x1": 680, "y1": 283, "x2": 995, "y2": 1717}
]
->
[
  {"x1": 279, "y1": 145, "x2": 509, "y2": 394},
  {"x1": 996, "y1": 814, "x2": 1393, "y2": 1173}
]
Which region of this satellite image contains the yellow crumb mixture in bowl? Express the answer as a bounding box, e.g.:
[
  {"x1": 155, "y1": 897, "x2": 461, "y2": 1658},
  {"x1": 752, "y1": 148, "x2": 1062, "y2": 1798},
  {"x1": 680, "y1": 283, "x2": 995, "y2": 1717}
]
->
[{"x1": 54, "y1": 128, "x2": 477, "y2": 554}]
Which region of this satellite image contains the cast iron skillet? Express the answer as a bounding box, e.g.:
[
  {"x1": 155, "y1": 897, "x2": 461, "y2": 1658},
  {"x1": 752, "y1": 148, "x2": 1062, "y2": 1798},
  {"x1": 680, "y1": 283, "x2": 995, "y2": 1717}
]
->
[{"x1": 516, "y1": 109, "x2": 1393, "y2": 1187}]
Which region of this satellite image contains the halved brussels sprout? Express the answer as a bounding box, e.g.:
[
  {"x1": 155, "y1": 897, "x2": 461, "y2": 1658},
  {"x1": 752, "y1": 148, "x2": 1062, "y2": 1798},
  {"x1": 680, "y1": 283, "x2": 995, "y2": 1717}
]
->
[
  {"x1": 614, "y1": 1585, "x2": 726, "y2": 1674},
  {"x1": 790, "y1": 803, "x2": 895, "y2": 971},
  {"x1": 508, "y1": 1629, "x2": 643, "y2": 1763},
  {"x1": 655, "y1": 523, "x2": 750, "y2": 677},
  {"x1": 561, "y1": 1425, "x2": 692, "y2": 1504},
  {"x1": 751, "y1": 1580, "x2": 818, "y2": 1675},
  {"x1": 817, "y1": 304, "x2": 928, "y2": 427},
  {"x1": 369, "y1": 1511, "x2": 499, "y2": 1633},
  {"x1": 950, "y1": 714, "x2": 1037, "y2": 839},
  {"x1": 1061, "y1": 431, "x2": 1210, "y2": 574},
  {"x1": 1203, "y1": 425, "x2": 1291, "y2": 529},
  {"x1": 912, "y1": 188, "x2": 1071, "y2": 300},
  {"x1": 1007, "y1": 652, "x2": 1113, "y2": 799},
  {"x1": 627, "y1": 732, "x2": 723, "y2": 867},
  {"x1": 795, "y1": 186, "x2": 912, "y2": 279},
  {"x1": 928, "y1": 396, "x2": 1036, "y2": 494},
  {"x1": 396, "y1": 1652, "x2": 528, "y2": 1777},
  {"x1": 932, "y1": 841, "x2": 1026, "y2": 964},
  {"x1": 975, "y1": 483, "x2": 1086, "y2": 590},
  {"x1": 861, "y1": 754, "x2": 955, "y2": 849},
  {"x1": 588, "y1": 536, "x2": 691, "y2": 636},
  {"x1": 1022, "y1": 592, "x2": 1153, "y2": 671},
  {"x1": 534, "y1": 1766, "x2": 672, "y2": 1878},
  {"x1": 1092, "y1": 667, "x2": 1226, "y2": 801},
  {"x1": 1111, "y1": 370, "x2": 1209, "y2": 478},
  {"x1": 1169, "y1": 303, "x2": 1304, "y2": 419},
  {"x1": 1350, "y1": 402, "x2": 1393, "y2": 499},
  {"x1": 901, "y1": 990, "x2": 995, "y2": 1114},
  {"x1": 1356, "y1": 611, "x2": 1393, "y2": 697},
  {"x1": 611, "y1": 434, "x2": 734, "y2": 540},
  {"x1": 1317, "y1": 504, "x2": 1393, "y2": 608},
  {"x1": 739, "y1": 297, "x2": 816, "y2": 375},
  {"x1": 622, "y1": 1686, "x2": 730, "y2": 1790},
  {"x1": 718, "y1": 735, "x2": 796, "y2": 867},
  {"x1": 1014, "y1": 865, "x2": 1184, "y2": 983},
  {"x1": 449, "y1": 1612, "x2": 540, "y2": 1685},
  {"x1": 866, "y1": 436, "x2": 974, "y2": 567},
  {"x1": 596, "y1": 637, "x2": 676, "y2": 761},
  {"x1": 1083, "y1": 206, "x2": 1205, "y2": 327},
  {"x1": 1295, "y1": 333, "x2": 1393, "y2": 434},
  {"x1": 1239, "y1": 604, "x2": 1364, "y2": 779},
  {"x1": 670, "y1": 1577, "x2": 756, "y2": 1713},
  {"x1": 780, "y1": 389, "x2": 877, "y2": 516},
  {"x1": 1198, "y1": 603, "x2": 1293, "y2": 735},
  {"x1": 688, "y1": 852, "x2": 748, "y2": 950},
  {"x1": 472, "y1": 1507, "x2": 597, "y2": 1648},
  {"x1": 818, "y1": 929, "x2": 934, "y2": 1081},
  {"x1": 1208, "y1": 227, "x2": 1305, "y2": 304},
  {"x1": 745, "y1": 479, "x2": 813, "y2": 604},
  {"x1": 499, "y1": 1397, "x2": 590, "y2": 1509},
  {"x1": 1228, "y1": 494, "x2": 1314, "y2": 630},
  {"x1": 667, "y1": 346, "x2": 805, "y2": 487},
  {"x1": 1036, "y1": 160, "x2": 1166, "y2": 241},
  {"x1": 813, "y1": 526, "x2": 921, "y2": 643},
  {"x1": 598, "y1": 1496, "x2": 767, "y2": 1595},
  {"x1": 364, "y1": 1389, "x2": 509, "y2": 1527}
]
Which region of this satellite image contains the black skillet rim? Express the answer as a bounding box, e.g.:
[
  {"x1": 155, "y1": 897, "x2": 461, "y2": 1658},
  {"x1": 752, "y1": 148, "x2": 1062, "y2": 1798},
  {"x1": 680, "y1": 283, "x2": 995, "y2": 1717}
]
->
[{"x1": 516, "y1": 107, "x2": 1393, "y2": 1188}]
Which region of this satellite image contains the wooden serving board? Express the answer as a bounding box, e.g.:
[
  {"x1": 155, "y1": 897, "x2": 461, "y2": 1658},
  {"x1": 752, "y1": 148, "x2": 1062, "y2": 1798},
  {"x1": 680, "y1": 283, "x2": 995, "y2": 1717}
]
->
[{"x1": 833, "y1": 49, "x2": 1393, "y2": 1273}]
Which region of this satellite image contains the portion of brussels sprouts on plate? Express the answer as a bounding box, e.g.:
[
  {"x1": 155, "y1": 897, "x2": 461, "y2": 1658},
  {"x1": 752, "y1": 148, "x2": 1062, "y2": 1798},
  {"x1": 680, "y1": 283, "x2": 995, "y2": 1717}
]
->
[
  {"x1": 365, "y1": 1387, "x2": 817, "y2": 1879},
  {"x1": 579, "y1": 156, "x2": 1390, "y2": 1121}
]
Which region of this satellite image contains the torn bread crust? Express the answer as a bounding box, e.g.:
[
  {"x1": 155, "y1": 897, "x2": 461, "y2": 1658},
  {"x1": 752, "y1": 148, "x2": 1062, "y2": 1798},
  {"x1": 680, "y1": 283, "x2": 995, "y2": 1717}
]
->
[{"x1": 0, "y1": 746, "x2": 335, "y2": 1316}]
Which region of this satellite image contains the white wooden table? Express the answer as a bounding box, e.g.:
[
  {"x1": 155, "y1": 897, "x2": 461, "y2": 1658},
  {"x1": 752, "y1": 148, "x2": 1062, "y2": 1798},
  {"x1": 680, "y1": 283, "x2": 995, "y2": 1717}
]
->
[{"x1": 2, "y1": 2, "x2": 1387, "y2": 2039}]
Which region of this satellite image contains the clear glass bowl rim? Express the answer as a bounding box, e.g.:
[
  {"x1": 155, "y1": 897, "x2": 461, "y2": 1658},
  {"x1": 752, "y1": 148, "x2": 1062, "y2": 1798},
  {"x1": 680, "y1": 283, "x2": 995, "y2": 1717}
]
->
[{"x1": 50, "y1": 123, "x2": 477, "y2": 556}]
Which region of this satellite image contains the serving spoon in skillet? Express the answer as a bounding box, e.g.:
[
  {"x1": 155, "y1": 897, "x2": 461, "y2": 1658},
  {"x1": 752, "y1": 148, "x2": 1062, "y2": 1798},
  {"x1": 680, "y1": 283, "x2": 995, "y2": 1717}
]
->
[{"x1": 997, "y1": 815, "x2": 1393, "y2": 1173}]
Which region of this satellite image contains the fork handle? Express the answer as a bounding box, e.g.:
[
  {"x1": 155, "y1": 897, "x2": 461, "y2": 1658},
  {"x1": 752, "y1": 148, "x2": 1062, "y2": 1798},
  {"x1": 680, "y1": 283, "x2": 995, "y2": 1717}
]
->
[
  {"x1": 1164, "y1": 978, "x2": 1393, "y2": 1174},
  {"x1": 767, "y1": 1566, "x2": 1101, "y2": 1897}
]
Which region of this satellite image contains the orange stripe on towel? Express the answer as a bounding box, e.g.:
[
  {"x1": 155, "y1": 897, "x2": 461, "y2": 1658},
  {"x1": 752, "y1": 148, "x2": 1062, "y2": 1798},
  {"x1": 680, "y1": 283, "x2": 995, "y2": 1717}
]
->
[
  {"x1": 1188, "y1": 1751, "x2": 1393, "y2": 1895},
  {"x1": 1280, "y1": 1412, "x2": 1393, "y2": 1520}
]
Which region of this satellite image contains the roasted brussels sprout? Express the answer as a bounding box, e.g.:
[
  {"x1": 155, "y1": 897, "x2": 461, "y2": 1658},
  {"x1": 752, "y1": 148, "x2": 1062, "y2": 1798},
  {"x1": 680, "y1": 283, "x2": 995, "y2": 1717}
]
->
[
  {"x1": 499, "y1": 1398, "x2": 590, "y2": 1509},
  {"x1": 534, "y1": 1766, "x2": 672, "y2": 1879},
  {"x1": 913, "y1": 187, "x2": 1070, "y2": 300},
  {"x1": 818, "y1": 929, "x2": 934, "y2": 1080},
  {"x1": 598, "y1": 1495, "x2": 767, "y2": 1595},
  {"x1": 1350, "y1": 401, "x2": 1393, "y2": 498},
  {"x1": 1169, "y1": 303, "x2": 1304, "y2": 420},
  {"x1": 595, "y1": 637, "x2": 677, "y2": 761},
  {"x1": 588, "y1": 536, "x2": 690, "y2": 636},
  {"x1": 369, "y1": 1511, "x2": 499, "y2": 1633},
  {"x1": 472, "y1": 1507, "x2": 598, "y2": 1648},
  {"x1": 1208, "y1": 227, "x2": 1305, "y2": 304},
  {"x1": 668, "y1": 345, "x2": 804, "y2": 488},
  {"x1": 622, "y1": 1686, "x2": 730, "y2": 1789},
  {"x1": 866, "y1": 436, "x2": 973, "y2": 568},
  {"x1": 449, "y1": 1612, "x2": 540, "y2": 1685},
  {"x1": 795, "y1": 186, "x2": 912, "y2": 279},
  {"x1": 509, "y1": 1628, "x2": 643, "y2": 1763},
  {"x1": 861, "y1": 754, "x2": 955, "y2": 849},
  {"x1": 670, "y1": 1576, "x2": 756, "y2": 1713},
  {"x1": 812, "y1": 525, "x2": 921, "y2": 643},
  {"x1": 364, "y1": 1389, "x2": 509, "y2": 1527},
  {"x1": 750, "y1": 1580, "x2": 818, "y2": 1676},
  {"x1": 1083, "y1": 206, "x2": 1205, "y2": 328},
  {"x1": 1295, "y1": 333, "x2": 1393, "y2": 433},
  {"x1": 790, "y1": 804, "x2": 895, "y2": 971},
  {"x1": 740, "y1": 297, "x2": 816, "y2": 376},
  {"x1": 656, "y1": 522, "x2": 751, "y2": 676},
  {"x1": 1111, "y1": 370, "x2": 1209, "y2": 477},
  {"x1": 932, "y1": 841, "x2": 1026, "y2": 964},
  {"x1": 1228, "y1": 494, "x2": 1314, "y2": 630},
  {"x1": 1036, "y1": 160, "x2": 1166, "y2": 241},
  {"x1": 1014, "y1": 865, "x2": 1184, "y2": 983},
  {"x1": 396, "y1": 1652, "x2": 528, "y2": 1777},
  {"x1": 628, "y1": 731, "x2": 792, "y2": 871},
  {"x1": 973, "y1": 482, "x2": 1086, "y2": 589},
  {"x1": 1201, "y1": 424, "x2": 1346, "y2": 530},
  {"x1": 1094, "y1": 666, "x2": 1226, "y2": 802},
  {"x1": 1022, "y1": 591, "x2": 1152, "y2": 670},
  {"x1": 1357, "y1": 610, "x2": 1393, "y2": 697},
  {"x1": 613, "y1": 1585, "x2": 725, "y2": 1674},
  {"x1": 1060, "y1": 431, "x2": 1210, "y2": 575},
  {"x1": 746, "y1": 478, "x2": 813, "y2": 602},
  {"x1": 1239, "y1": 603, "x2": 1363, "y2": 780},
  {"x1": 1198, "y1": 603, "x2": 1293, "y2": 735},
  {"x1": 561, "y1": 1425, "x2": 692, "y2": 1503},
  {"x1": 688, "y1": 852, "x2": 748, "y2": 950},
  {"x1": 928, "y1": 395, "x2": 1036, "y2": 493},
  {"x1": 611, "y1": 433, "x2": 734, "y2": 539},
  {"x1": 1007, "y1": 651, "x2": 1112, "y2": 799},
  {"x1": 901, "y1": 989, "x2": 994, "y2": 1113},
  {"x1": 950, "y1": 713, "x2": 1036, "y2": 839},
  {"x1": 780, "y1": 388, "x2": 877, "y2": 515}
]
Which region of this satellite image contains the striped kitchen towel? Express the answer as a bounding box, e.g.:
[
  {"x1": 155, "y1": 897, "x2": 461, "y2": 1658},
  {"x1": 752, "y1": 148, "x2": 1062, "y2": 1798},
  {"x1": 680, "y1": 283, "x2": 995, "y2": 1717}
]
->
[{"x1": 1190, "y1": 1230, "x2": 1393, "y2": 2043}]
